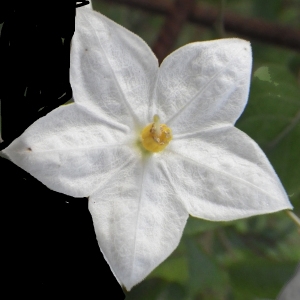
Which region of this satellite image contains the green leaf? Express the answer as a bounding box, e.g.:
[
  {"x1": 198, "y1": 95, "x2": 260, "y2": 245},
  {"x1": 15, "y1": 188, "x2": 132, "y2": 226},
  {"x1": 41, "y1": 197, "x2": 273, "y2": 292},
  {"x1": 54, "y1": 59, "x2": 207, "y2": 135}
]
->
[
  {"x1": 155, "y1": 283, "x2": 187, "y2": 300},
  {"x1": 149, "y1": 255, "x2": 188, "y2": 285},
  {"x1": 228, "y1": 259, "x2": 298, "y2": 300},
  {"x1": 252, "y1": 0, "x2": 281, "y2": 20},
  {"x1": 183, "y1": 216, "x2": 223, "y2": 236},
  {"x1": 236, "y1": 64, "x2": 300, "y2": 207},
  {"x1": 184, "y1": 237, "x2": 229, "y2": 298},
  {"x1": 125, "y1": 278, "x2": 170, "y2": 300},
  {"x1": 126, "y1": 279, "x2": 187, "y2": 300},
  {"x1": 277, "y1": 263, "x2": 300, "y2": 300}
]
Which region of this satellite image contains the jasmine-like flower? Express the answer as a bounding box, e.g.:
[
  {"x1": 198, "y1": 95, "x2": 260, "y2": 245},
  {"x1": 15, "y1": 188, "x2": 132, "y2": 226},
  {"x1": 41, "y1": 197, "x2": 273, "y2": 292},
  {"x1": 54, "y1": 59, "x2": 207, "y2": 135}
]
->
[{"x1": 2, "y1": 7, "x2": 292, "y2": 290}]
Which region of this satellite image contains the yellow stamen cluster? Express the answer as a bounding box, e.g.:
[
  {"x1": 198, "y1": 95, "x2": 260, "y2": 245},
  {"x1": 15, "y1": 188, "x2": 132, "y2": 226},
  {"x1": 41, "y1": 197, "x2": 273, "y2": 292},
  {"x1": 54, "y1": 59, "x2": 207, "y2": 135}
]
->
[{"x1": 141, "y1": 115, "x2": 172, "y2": 152}]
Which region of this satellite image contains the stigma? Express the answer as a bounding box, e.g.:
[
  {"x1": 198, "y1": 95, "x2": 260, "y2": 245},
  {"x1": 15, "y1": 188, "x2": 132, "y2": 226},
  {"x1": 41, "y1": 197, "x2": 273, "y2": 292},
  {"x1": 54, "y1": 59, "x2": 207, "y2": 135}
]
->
[{"x1": 141, "y1": 115, "x2": 172, "y2": 152}]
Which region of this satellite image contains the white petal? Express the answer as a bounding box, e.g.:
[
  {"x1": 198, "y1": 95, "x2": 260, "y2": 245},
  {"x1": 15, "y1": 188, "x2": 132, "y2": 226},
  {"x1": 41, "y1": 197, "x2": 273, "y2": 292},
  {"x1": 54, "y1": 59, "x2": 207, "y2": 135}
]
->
[
  {"x1": 71, "y1": 8, "x2": 158, "y2": 128},
  {"x1": 88, "y1": 156, "x2": 189, "y2": 290},
  {"x1": 152, "y1": 39, "x2": 252, "y2": 135},
  {"x1": 2, "y1": 104, "x2": 135, "y2": 197},
  {"x1": 85, "y1": 1, "x2": 93, "y2": 9},
  {"x1": 163, "y1": 126, "x2": 292, "y2": 221}
]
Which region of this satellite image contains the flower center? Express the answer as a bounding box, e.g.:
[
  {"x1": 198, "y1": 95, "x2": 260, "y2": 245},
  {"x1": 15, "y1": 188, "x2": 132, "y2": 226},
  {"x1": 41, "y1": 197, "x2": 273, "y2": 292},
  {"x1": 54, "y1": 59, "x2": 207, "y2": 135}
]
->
[{"x1": 141, "y1": 115, "x2": 172, "y2": 152}]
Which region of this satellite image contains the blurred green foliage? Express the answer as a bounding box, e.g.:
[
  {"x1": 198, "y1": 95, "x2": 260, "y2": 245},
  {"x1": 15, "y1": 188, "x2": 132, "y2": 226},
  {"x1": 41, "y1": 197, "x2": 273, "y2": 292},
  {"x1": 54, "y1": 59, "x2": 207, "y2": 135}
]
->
[{"x1": 90, "y1": 0, "x2": 300, "y2": 299}]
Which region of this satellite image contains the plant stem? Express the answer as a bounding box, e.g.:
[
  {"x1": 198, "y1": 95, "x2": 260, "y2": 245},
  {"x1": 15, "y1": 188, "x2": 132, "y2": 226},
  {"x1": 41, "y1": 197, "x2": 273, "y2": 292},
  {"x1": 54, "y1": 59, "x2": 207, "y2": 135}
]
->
[
  {"x1": 152, "y1": 0, "x2": 195, "y2": 63},
  {"x1": 286, "y1": 210, "x2": 300, "y2": 228},
  {"x1": 215, "y1": 0, "x2": 225, "y2": 38},
  {"x1": 102, "y1": 0, "x2": 300, "y2": 51}
]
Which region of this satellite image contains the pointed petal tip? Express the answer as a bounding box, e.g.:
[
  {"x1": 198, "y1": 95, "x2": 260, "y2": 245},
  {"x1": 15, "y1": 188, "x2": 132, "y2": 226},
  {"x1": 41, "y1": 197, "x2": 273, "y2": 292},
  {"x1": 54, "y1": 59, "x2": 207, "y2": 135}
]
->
[
  {"x1": 1, "y1": 141, "x2": 18, "y2": 161},
  {"x1": 222, "y1": 37, "x2": 252, "y2": 56},
  {"x1": 188, "y1": 199, "x2": 294, "y2": 222},
  {"x1": 120, "y1": 274, "x2": 149, "y2": 292}
]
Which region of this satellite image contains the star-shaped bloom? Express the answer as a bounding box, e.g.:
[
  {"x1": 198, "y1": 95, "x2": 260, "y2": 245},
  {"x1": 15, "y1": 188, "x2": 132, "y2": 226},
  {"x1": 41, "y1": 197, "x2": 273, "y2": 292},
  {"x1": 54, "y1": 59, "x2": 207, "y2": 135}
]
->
[{"x1": 2, "y1": 7, "x2": 292, "y2": 290}]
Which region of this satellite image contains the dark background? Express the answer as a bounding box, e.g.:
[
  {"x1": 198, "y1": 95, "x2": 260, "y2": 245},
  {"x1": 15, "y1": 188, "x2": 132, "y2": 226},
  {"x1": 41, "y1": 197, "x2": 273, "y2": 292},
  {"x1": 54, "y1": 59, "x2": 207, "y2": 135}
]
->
[{"x1": 0, "y1": 1, "x2": 124, "y2": 298}]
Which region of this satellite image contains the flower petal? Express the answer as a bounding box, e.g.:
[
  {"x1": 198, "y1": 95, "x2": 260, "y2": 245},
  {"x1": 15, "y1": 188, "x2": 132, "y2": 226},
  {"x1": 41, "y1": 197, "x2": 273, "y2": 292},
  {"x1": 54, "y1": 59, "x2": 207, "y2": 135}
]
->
[
  {"x1": 2, "y1": 103, "x2": 136, "y2": 197},
  {"x1": 71, "y1": 8, "x2": 158, "y2": 127},
  {"x1": 88, "y1": 156, "x2": 189, "y2": 290},
  {"x1": 85, "y1": 1, "x2": 93, "y2": 9},
  {"x1": 163, "y1": 126, "x2": 292, "y2": 221},
  {"x1": 152, "y1": 38, "x2": 252, "y2": 135}
]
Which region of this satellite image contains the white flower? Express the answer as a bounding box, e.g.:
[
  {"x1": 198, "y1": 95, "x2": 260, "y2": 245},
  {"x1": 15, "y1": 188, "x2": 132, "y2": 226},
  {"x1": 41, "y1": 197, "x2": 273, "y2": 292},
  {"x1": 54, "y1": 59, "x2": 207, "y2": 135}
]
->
[{"x1": 2, "y1": 7, "x2": 292, "y2": 291}]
